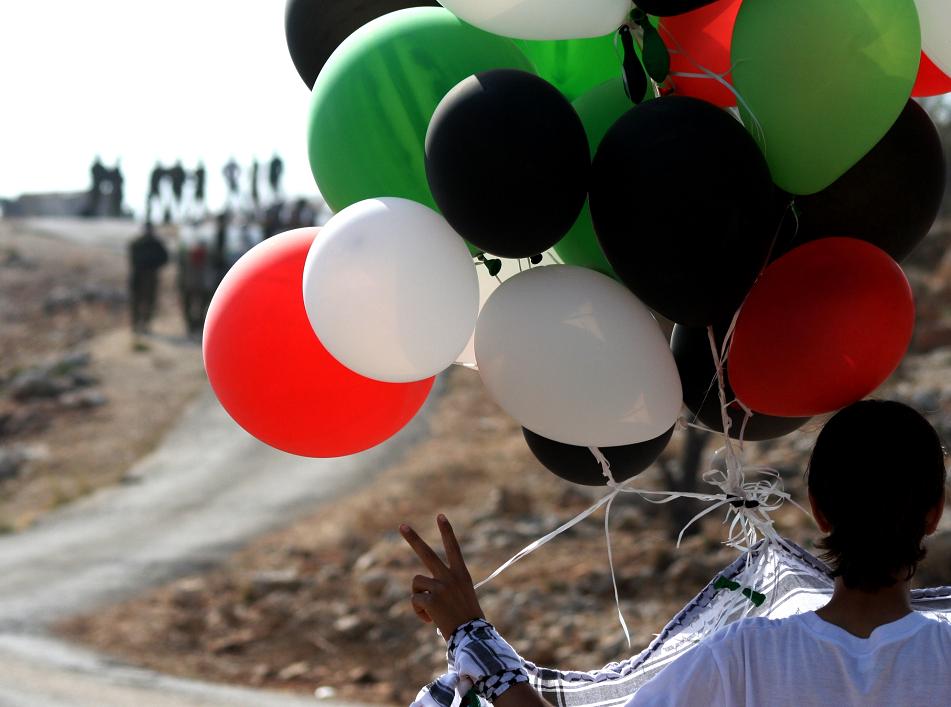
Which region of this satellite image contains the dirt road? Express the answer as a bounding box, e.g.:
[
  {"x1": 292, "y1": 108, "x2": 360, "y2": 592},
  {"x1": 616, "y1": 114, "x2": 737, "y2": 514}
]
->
[
  {"x1": 0, "y1": 634, "x2": 328, "y2": 707},
  {"x1": 0, "y1": 385, "x2": 433, "y2": 705}
]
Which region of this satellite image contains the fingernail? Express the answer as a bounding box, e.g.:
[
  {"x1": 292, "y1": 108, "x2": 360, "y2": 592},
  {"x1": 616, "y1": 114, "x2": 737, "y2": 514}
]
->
[
  {"x1": 399, "y1": 524, "x2": 409, "y2": 533},
  {"x1": 437, "y1": 514, "x2": 446, "y2": 523}
]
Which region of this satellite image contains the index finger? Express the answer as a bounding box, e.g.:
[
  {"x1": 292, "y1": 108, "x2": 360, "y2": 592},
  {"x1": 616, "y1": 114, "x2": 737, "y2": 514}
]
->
[
  {"x1": 400, "y1": 524, "x2": 449, "y2": 577},
  {"x1": 437, "y1": 515, "x2": 468, "y2": 573}
]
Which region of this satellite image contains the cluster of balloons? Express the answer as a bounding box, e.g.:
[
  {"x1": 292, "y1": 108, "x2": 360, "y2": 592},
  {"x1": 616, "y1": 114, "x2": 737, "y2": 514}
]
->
[{"x1": 203, "y1": 0, "x2": 945, "y2": 491}]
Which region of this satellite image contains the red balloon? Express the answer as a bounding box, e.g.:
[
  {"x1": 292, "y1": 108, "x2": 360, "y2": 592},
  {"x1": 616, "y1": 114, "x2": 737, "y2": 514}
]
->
[
  {"x1": 203, "y1": 228, "x2": 433, "y2": 457},
  {"x1": 660, "y1": 0, "x2": 742, "y2": 107},
  {"x1": 728, "y1": 238, "x2": 914, "y2": 418},
  {"x1": 913, "y1": 52, "x2": 951, "y2": 98}
]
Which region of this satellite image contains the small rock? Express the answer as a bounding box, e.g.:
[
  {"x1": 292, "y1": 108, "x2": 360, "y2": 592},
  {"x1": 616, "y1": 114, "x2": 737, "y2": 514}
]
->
[
  {"x1": 0, "y1": 447, "x2": 26, "y2": 482},
  {"x1": 348, "y1": 666, "x2": 377, "y2": 684},
  {"x1": 0, "y1": 408, "x2": 51, "y2": 437},
  {"x1": 250, "y1": 663, "x2": 273, "y2": 686},
  {"x1": 911, "y1": 388, "x2": 942, "y2": 413},
  {"x1": 485, "y1": 487, "x2": 534, "y2": 517},
  {"x1": 557, "y1": 485, "x2": 597, "y2": 508},
  {"x1": 612, "y1": 505, "x2": 645, "y2": 532},
  {"x1": 256, "y1": 590, "x2": 297, "y2": 619},
  {"x1": 207, "y1": 628, "x2": 258, "y2": 654},
  {"x1": 248, "y1": 570, "x2": 303, "y2": 600},
  {"x1": 44, "y1": 287, "x2": 81, "y2": 313},
  {"x1": 356, "y1": 567, "x2": 394, "y2": 598},
  {"x1": 68, "y1": 371, "x2": 99, "y2": 389},
  {"x1": 171, "y1": 579, "x2": 207, "y2": 610},
  {"x1": 278, "y1": 661, "x2": 311, "y2": 681},
  {"x1": 53, "y1": 351, "x2": 92, "y2": 373},
  {"x1": 9, "y1": 371, "x2": 72, "y2": 401},
  {"x1": 333, "y1": 613, "x2": 368, "y2": 638},
  {"x1": 58, "y1": 389, "x2": 108, "y2": 409},
  {"x1": 315, "y1": 564, "x2": 344, "y2": 584},
  {"x1": 1, "y1": 248, "x2": 36, "y2": 269},
  {"x1": 314, "y1": 686, "x2": 338, "y2": 700},
  {"x1": 81, "y1": 284, "x2": 127, "y2": 306},
  {"x1": 353, "y1": 550, "x2": 377, "y2": 572}
]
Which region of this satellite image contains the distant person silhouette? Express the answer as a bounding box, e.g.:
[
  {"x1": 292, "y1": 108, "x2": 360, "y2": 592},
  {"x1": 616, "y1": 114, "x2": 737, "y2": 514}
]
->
[
  {"x1": 147, "y1": 163, "x2": 166, "y2": 223},
  {"x1": 129, "y1": 222, "x2": 170, "y2": 335},
  {"x1": 289, "y1": 198, "x2": 316, "y2": 229},
  {"x1": 193, "y1": 162, "x2": 206, "y2": 204},
  {"x1": 169, "y1": 161, "x2": 187, "y2": 206},
  {"x1": 269, "y1": 154, "x2": 284, "y2": 198},
  {"x1": 84, "y1": 156, "x2": 107, "y2": 217},
  {"x1": 223, "y1": 158, "x2": 241, "y2": 199},
  {"x1": 264, "y1": 200, "x2": 285, "y2": 239},
  {"x1": 110, "y1": 161, "x2": 125, "y2": 217},
  {"x1": 213, "y1": 211, "x2": 230, "y2": 280},
  {"x1": 250, "y1": 159, "x2": 261, "y2": 208}
]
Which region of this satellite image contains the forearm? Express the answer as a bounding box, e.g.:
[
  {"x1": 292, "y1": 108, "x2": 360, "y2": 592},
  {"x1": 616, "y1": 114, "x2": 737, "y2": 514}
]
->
[{"x1": 492, "y1": 683, "x2": 553, "y2": 707}]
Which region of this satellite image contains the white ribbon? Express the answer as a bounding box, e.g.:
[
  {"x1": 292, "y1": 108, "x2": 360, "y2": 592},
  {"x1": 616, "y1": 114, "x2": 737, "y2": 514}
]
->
[
  {"x1": 658, "y1": 24, "x2": 766, "y2": 149},
  {"x1": 474, "y1": 316, "x2": 812, "y2": 642}
]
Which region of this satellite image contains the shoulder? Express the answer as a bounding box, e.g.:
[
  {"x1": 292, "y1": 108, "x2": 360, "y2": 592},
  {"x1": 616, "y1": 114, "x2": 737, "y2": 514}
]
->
[
  {"x1": 694, "y1": 614, "x2": 810, "y2": 664},
  {"x1": 705, "y1": 614, "x2": 800, "y2": 645},
  {"x1": 916, "y1": 614, "x2": 951, "y2": 642}
]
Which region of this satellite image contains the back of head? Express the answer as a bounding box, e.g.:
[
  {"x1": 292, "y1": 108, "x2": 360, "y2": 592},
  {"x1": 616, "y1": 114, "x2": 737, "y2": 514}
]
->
[{"x1": 808, "y1": 400, "x2": 947, "y2": 591}]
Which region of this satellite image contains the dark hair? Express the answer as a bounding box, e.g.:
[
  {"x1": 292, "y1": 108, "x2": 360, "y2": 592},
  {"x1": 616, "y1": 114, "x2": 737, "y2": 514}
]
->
[{"x1": 807, "y1": 400, "x2": 947, "y2": 591}]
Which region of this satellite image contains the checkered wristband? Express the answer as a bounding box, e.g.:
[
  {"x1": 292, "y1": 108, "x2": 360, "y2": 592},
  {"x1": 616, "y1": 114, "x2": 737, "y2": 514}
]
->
[
  {"x1": 447, "y1": 619, "x2": 495, "y2": 663},
  {"x1": 446, "y1": 619, "x2": 529, "y2": 703}
]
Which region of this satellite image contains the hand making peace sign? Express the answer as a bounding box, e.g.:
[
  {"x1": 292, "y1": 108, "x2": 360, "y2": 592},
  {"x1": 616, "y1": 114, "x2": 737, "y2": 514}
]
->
[{"x1": 400, "y1": 514, "x2": 485, "y2": 640}]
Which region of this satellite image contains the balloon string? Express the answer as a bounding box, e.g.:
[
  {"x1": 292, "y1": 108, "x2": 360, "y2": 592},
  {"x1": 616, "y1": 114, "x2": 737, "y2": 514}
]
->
[
  {"x1": 688, "y1": 196, "x2": 795, "y2": 429},
  {"x1": 473, "y1": 484, "x2": 621, "y2": 590},
  {"x1": 658, "y1": 25, "x2": 766, "y2": 149},
  {"x1": 604, "y1": 492, "x2": 632, "y2": 648},
  {"x1": 474, "y1": 470, "x2": 801, "y2": 586},
  {"x1": 476, "y1": 212, "x2": 809, "y2": 638},
  {"x1": 475, "y1": 460, "x2": 805, "y2": 642},
  {"x1": 587, "y1": 448, "x2": 633, "y2": 646},
  {"x1": 589, "y1": 446, "x2": 617, "y2": 486}
]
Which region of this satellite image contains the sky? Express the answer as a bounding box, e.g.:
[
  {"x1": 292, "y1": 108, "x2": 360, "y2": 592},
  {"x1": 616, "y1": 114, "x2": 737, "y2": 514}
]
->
[{"x1": 0, "y1": 1, "x2": 316, "y2": 213}]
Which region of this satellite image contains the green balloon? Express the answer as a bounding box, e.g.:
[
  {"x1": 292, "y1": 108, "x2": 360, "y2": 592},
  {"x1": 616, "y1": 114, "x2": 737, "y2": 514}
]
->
[
  {"x1": 515, "y1": 34, "x2": 622, "y2": 102},
  {"x1": 731, "y1": 0, "x2": 921, "y2": 195},
  {"x1": 308, "y1": 8, "x2": 533, "y2": 215},
  {"x1": 552, "y1": 79, "x2": 635, "y2": 278}
]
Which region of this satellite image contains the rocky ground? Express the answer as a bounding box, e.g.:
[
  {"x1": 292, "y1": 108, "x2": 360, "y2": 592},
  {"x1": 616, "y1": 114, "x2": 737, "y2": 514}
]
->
[
  {"x1": 61, "y1": 321, "x2": 951, "y2": 707},
  {"x1": 0, "y1": 219, "x2": 205, "y2": 530}
]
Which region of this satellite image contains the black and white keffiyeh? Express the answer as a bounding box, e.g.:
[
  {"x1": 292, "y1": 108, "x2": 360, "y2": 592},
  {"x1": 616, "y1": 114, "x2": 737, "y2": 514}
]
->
[
  {"x1": 412, "y1": 618, "x2": 530, "y2": 707},
  {"x1": 411, "y1": 540, "x2": 951, "y2": 707}
]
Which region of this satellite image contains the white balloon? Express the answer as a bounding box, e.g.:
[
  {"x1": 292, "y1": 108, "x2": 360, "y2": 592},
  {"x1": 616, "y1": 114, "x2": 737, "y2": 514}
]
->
[
  {"x1": 916, "y1": 0, "x2": 951, "y2": 75},
  {"x1": 475, "y1": 265, "x2": 683, "y2": 447},
  {"x1": 438, "y1": 0, "x2": 632, "y2": 40},
  {"x1": 455, "y1": 253, "x2": 561, "y2": 369},
  {"x1": 303, "y1": 198, "x2": 479, "y2": 383}
]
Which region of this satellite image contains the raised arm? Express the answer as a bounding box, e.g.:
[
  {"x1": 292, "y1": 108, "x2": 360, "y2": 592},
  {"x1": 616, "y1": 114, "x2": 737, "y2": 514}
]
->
[{"x1": 401, "y1": 515, "x2": 552, "y2": 707}]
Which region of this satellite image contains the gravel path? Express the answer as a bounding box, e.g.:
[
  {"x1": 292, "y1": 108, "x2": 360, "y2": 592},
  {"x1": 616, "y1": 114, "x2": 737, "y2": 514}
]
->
[{"x1": 0, "y1": 381, "x2": 434, "y2": 706}]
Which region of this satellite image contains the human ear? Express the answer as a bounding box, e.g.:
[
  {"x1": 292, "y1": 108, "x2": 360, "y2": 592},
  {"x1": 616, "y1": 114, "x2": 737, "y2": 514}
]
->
[
  {"x1": 808, "y1": 491, "x2": 832, "y2": 533},
  {"x1": 924, "y1": 488, "x2": 946, "y2": 536}
]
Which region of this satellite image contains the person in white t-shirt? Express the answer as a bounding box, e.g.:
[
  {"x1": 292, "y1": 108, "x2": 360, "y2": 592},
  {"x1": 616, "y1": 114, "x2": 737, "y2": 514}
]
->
[{"x1": 401, "y1": 400, "x2": 950, "y2": 706}]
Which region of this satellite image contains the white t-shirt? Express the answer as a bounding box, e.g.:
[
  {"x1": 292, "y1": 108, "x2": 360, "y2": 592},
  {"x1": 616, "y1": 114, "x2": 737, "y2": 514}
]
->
[{"x1": 628, "y1": 611, "x2": 951, "y2": 706}]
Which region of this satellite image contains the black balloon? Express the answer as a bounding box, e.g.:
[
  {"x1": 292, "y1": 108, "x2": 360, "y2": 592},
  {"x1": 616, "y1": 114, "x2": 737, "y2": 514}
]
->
[
  {"x1": 285, "y1": 0, "x2": 437, "y2": 89},
  {"x1": 634, "y1": 0, "x2": 719, "y2": 16},
  {"x1": 425, "y1": 69, "x2": 590, "y2": 258},
  {"x1": 671, "y1": 324, "x2": 809, "y2": 441},
  {"x1": 786, "y1": 100, "x2": 946, "y2": 263},
  {"x1": 589, "y1": 96, "x2": 775, "y2": 326},
  {"x1": 524, "y1": 426, "x2": 675, "y2": 487}
]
